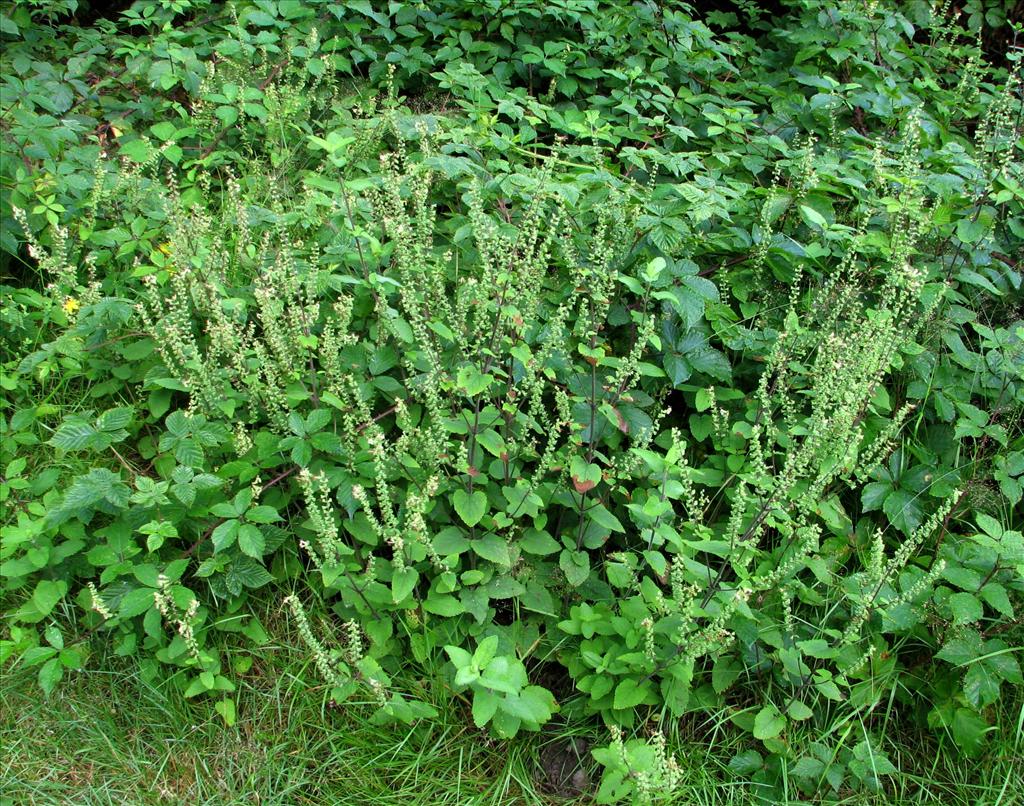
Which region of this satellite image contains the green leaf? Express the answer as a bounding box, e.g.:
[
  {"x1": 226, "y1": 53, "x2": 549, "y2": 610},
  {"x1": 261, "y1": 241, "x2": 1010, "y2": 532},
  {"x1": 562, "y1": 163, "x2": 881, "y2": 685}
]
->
[
  {"x1": 120, "y1": 139, "x2": 152, "y2": 163},
  {"x1": 519, "y1": 529, "x2": 560, "y2": 555},
  {"x1": 246, "y1": 505, "x2": 280, "y2": 524},
  {"x1": 444, "y1": 645, "x2": 473, "y2": 668},
  {"x1": 237, "y1": 524, "x2": 266, "y2": 558},
  {"x1": 753, "y1": 705, "x2": 786, "y2": 740},
  {"x1": 882, "y1": 489, "x2": 923, "y2": 534},
  {"x1": 937, "y1": 631, "x2": 984, "y2": 666},
  {"x1": 215, "y1": 698, "x2": 236, "y2": 726},
  {"x1": 211, "y1": 519, "x2": 240, "y2": 553},
  {"x1": 44, "y1": 625, "x2": 63, "y2": 650},
  {"x1": 50, "y1": 421, "x2": 98, "y2": 451},
  {"x1": 712, "y1": 655, "x2": 742, "y2": 693},
  {"x1": 119, "y1": 587, "x2": 156, "y2": 618},
  {"x1": 97, "y1": 407, "x2": 133, "y2": 431},
  {"x1": 860, "y1": 481, "x2": 890, "y2": 512},
  {"x1": 422, "y1": 594, "x2": 463, "y2": 616},
  {"x1": 796, "y1": 639, "x2": 835, "y2": 659},
  {"x1": 392, "y1": 567, "x2": 419, "y2": 603},
  {"x1": 559, "y1": 549, "x2": 590, "y2": 587},
  {"x1": 986, "y1": 643, "x2": 1023, "y2": 684},
  {"x1": 799, "y1": 204, "x2": 827, "y2": 228},
  {"x1": 588, "y1": 504, "x2": 624, "y2": 532},
  {"x1": 150, "y1": 122, "x2": 177, "y2": 141},
  {"x1": 504, "y1": 686, "x2": 556, "y2": 724},
  {"x1": 20, "y1": 647, "x2": 56, "y2": 667},
  {"x1": 963, "y1": 663, "x2": 1001, "y2": 709},
  {"x1": 791, "y1": 757, "x2": 825, "y2": 778},
  {"x1": 225, "y1": 556, "x2": 273, "y2": 590},
  {"x1": 948, "y1": 592, "x2": 983, "y2": 625},
  {"x1": 975, "y1": 513, "x2": 1003, "y2": 539},
  {"x1": 32, "y1": 580, "x2": 66, "y2": 617},
  {"x1": 472, "y1": 533, "x2": 510, "y2": 565},
  {"x1": 472, "y1": 689, "x2": 500, "y2": 727},
  {"x1": 246, "y1": 9, "x2": 278, "y2": 26},
  {"x1": 949, "y1": 707, "x2": 990, "y2": 756},
  {"x1": 456, "y1": 365, "x2": 493, "y2": 397},
  {"x1": 520, "y1": 580, "x2": 556, "y2": 616},
  {"x1": 473, "y1": 636, "x2": 499, "y2": 668},
  {"x1": 433, "y1": 527, "x2": 471, "y2": 556},
  {"x1": 642, "y1": 257, "x2": 666, "y2": 283},
  {"x1": 38, "y1": 657, "x2": 63, "y2": 696},
  {"x1": 453, "y1": 489, "x2": 487, "y2": 527},
  {"x1": 979, "y1": 583, "x2": 1014, "y2": 617},
  {"x1": 613, "y1": 678, "x2": 649, "y2": 710},
  {"x1": 480, "y1": 656, "x2": 526, "y2": 694},
  {"x1": 956, "y1": 217, "x2": 986, "y2": 244},
  {"x1": 729, "y1": 750, "x2": 764, "y2": 775}
]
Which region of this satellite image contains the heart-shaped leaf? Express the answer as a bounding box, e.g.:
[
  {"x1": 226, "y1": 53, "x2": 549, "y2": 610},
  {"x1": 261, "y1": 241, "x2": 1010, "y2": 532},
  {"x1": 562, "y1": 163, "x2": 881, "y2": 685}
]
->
[
  {"x1": 570, "y1": 456, "x2": 601, "y2": 494},
  {"x1": 453, "y1": 488, "x2": 487, "y2": 527}
]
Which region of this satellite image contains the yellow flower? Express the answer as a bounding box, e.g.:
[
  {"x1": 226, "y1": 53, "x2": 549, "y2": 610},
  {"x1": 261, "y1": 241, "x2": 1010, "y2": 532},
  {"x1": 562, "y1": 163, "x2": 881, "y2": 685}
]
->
[{"x1": 62, "y1": 297, "x2": 80, "y2": 315}]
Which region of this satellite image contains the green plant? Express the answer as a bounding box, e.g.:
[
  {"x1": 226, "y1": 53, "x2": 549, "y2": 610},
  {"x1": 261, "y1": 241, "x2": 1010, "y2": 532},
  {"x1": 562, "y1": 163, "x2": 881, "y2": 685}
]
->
[{"x1": 2, "y1": 2, "x2": 1022, "y2": 803}]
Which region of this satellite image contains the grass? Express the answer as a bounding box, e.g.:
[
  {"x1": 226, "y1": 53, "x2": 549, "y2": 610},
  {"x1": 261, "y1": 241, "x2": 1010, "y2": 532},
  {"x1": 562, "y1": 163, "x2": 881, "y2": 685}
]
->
[
  {"x1": 1, "y1": 609, "x2": 1021, "y2": 806},
  {"x1": 0, "y1": 634, "x2": 540, "y2": 804}
]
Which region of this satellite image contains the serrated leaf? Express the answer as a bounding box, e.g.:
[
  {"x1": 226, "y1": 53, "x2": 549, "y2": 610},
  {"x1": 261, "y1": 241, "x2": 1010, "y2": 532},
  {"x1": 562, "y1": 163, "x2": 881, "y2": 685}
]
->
[
  {"x1": 97, "y1": 407, "x2": 133, "y2": 432},
  {"x1": 504, "y1": 686, "x2": 556, "y2": 724},
  {"x1": 975, "y1": 513, "x2": 1003, "y2": 539},
  {"x1": 729, "y1": 750, "x2": 764, "y2": 775},
  {"x1": 613, "y1": 677, "x2": 649, "y2": 710},
  {"x1": 50, "y1": 421, "x2": 99, "y2": 451},
  {"x1": 588, "y1": 504, "x2": 624, "y2": 532},
  {"x1": 937, "y1": 631, "x2": 983, "y2": 666},
  {"x1": 570, "y1": 456, "x2": 601, "y2": 494},
  {"x1": 472, "y1": 533, "x2": 510, "y2": 566},
  {"x1": 456, "y1": 365, "x2": 493, "y2": 397},
  {"x1": 211, "y1": 519, "x2": 240, "y2": 553},
  {"x1": 226, "y1": 556, "x2": 273, "y2": 590},
  {"x1": 979, "y1": 583, "x2": 1014, "y2": 617},
  {"x1": 237, "y1": 524, "x2": 265, "y2": 558},
  {"x1": 948, "y1": 592, "x2": 983, "y2": 625},
  {"x1": 433, "y1": 527, "x2": 470, "y2": 556},
  {"x1": 38, "y1": 657, "x2": 63, "y2": 695},
  {"x1": 712, "y1": 655, "x2": 741, "y2": 693},
  {"x1": 949, "y1": 707, "x2": 989, "y2": 756},
  {"x1": 246, "y1": 505, "x2": 280, "y2": 524},
  {"x1": 963, "y1": 662, "x2": 1001, "y2": 709},
  {"x1": 119, "y1": 587, "x2": 157, "y2": 618},
  {"x1": 882, "y1": 489, "x2": 923, "y2": 534},
  {"x1": 860, "y1": 481, "x2": 890, "y2": 512},
  {"x1": 956, "y1": 217, "x2": 986, "y2": 244}
]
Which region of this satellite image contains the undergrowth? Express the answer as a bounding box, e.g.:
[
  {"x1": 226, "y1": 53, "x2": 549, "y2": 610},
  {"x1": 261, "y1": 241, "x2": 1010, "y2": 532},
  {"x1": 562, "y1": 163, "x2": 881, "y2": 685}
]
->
[{"x1": 1, "y1": 1, "x2": 1022, "y2": 803}]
